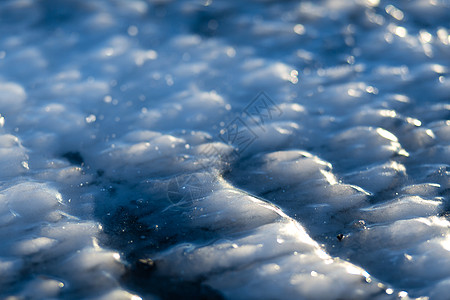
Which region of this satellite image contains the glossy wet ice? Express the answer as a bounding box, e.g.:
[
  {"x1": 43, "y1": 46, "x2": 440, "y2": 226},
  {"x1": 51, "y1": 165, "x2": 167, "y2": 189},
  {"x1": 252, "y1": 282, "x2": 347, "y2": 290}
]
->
[{"x1": 0, "y1": 0, "x2": 449, "y2": 299}]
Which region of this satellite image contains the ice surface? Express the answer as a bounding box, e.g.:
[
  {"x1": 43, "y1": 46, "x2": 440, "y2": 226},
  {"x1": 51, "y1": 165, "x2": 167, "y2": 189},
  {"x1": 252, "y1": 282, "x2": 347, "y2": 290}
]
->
[{"x1": 0, "y1": 0, "x2": 449, "y2": 299}]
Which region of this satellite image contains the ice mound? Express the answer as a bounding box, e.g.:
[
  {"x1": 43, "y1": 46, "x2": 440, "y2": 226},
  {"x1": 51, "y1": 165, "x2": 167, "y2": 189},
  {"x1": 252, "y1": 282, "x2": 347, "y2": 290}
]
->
[
  {"x1": 0, "y1": 180, "x2": 136, "y2": 299},
  {"x1": 231, "y1": 150, "x2": 370, "y2": 214},
  {"x1": 330, "y1": 127, "x2": 409, "y2": 168},
  {"x1": 0, "y1": 82, "x2": 26, "y2": 116},
  {"x1": 0, "y1": 182, "x2": 61, "y2": 223},
  {"x1": 0, "y1": 134, "x2": 28, "y2": 179},
  {"x1": 1, "y1": 0, "x2": 449, "y2": 299},
  {"x1": 137, "y1": 178, "x2": 390, "y2": 300}
]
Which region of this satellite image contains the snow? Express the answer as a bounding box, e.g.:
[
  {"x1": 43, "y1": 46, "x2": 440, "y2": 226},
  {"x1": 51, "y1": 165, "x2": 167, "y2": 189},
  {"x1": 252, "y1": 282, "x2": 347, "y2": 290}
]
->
[{"x1": 0, "y1": 0, "x2": 449, "y2": 299}]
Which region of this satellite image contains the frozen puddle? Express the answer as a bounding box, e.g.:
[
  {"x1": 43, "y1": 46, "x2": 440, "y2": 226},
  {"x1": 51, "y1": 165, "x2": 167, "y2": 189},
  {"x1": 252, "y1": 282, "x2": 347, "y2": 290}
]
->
[{"x1": 0, "y1": 0, "x2": 449, "y2": 299}]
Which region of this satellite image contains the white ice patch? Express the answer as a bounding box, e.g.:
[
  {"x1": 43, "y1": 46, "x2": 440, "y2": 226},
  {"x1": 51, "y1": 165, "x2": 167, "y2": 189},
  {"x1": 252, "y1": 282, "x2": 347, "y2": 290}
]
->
[{"x1": 0, "y1": 82, "x2": 26, "y2": 115}]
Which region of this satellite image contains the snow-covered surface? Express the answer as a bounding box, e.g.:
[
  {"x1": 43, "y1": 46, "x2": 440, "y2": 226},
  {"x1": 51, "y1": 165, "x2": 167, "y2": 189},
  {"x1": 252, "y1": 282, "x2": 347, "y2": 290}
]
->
[{"x1": 0, "y1": 0, "x2": 449, "y2": 299}]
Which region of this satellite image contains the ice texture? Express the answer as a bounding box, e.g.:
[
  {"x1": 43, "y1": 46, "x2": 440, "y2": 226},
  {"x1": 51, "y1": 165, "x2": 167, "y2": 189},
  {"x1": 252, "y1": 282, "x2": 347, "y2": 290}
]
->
[{"x1": 0, "y1": 0, "x2": 449, "y2": 299}]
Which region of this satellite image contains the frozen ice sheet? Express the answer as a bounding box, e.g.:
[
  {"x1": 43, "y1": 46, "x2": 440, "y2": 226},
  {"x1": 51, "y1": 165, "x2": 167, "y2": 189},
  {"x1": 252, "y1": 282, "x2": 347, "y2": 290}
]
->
[{"x1": 0, "y1": 0, "x2": 449, "y2": 299}]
